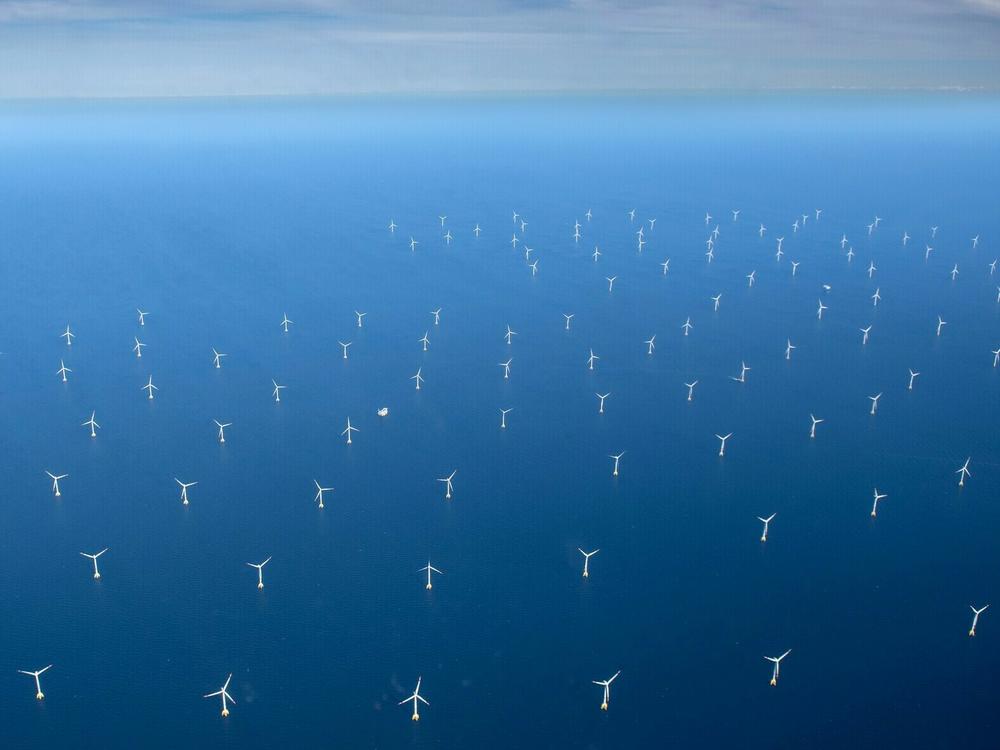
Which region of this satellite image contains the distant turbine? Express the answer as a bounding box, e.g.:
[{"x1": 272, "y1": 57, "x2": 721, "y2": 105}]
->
[
  {"x1": 80, "y1": 548, "x2": 109, "y2": 579},
  {"x1": 18, "y1": 665, "x2": 52, "y2": 701},
  {"x1": 313, "y1": 480, "x2": 334, "y2": 509},
  {"x1": 609, "y1": 451, "x2": 625, "y2": 477},
  {"x1": 592, "y1": 670, "x2": 621, "y2": 711},
  {"x1": 809, "y1": 414, "x2": 823, "y2": 438},
  {"x1": 203, "y1": 674, "x2": 236, "y2": 717},
  {"x1": 871, "y1": 488, "x2": 888, "y2": 518},
  {"x1": 716, "y1": 432, "x2": 733, "y2": 457},
  {"x1": 757, "y1": 513, "x2": 776, "y2": 542},
  {"x1": 437, "y1": 470, "x2": 456, "y2": 500},
  {"x1": 246, "y1": 556, "x2": 272, "y2": 590},
  {"x1": 956, "y1": 457, "x2": 971, "y2": 487},
  {"x1": 213, "y1": 420, "x2": 231, "y2": 443},
  {"x1": 764, "y1": 650, "x2": 791, "y2": 686},
  {"x1": 45, "y1": 470, "x2": 68, "y2": 497},
  {"x1": 684, "y1": 381, "x2": 698, "y2": 402},
  {"x1": 418, "y1": 561, "x2": 443, "y2": 590},
  {"x1": 969, "y1": 604, "x2": 989, "y2": 637},
  {"x1": 399, "y1": 677, "x2": 429, "y2": 721},
  {"x1": 175, "y1": 479, "x2": 197, "y2": 505},
  {"x1": 578, "y1": 548, "x2": 599, "y2": 578}
]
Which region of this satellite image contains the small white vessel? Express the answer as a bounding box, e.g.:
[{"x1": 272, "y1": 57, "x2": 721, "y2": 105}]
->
[{"x1": 377, "y1": 407, "x2": 389, "y2": 417}]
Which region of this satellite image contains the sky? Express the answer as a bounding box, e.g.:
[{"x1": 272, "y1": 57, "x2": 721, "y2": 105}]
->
[{"x1": 0, "y1": 0, "x2": 999, "y2": 98}]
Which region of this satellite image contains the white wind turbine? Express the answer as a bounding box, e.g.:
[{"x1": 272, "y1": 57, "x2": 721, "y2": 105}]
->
[
  {"x1": 418, "y1": 561, "x2": 443, "y2": 590},
  {"x1": 18, "y1": 665, "x2": 52, "y2": 701},
  {"x1": 204, "y1": 674, "x2": 236, "y2": 717},
  {"x1": 45, "y1": 470, "x2": 68, "y2": 497},
  {"x1": 313, "y1": 480, "x2": 334, "y2": 509},
  {"x1": 247, "y1": 556, "x2": 272, "y2": 590},
  {"x1": 399, "y1": 676, "x2": 429, "y2": 721},
  {"x1": 80, "y1": 548, "x2": 109, "y2": 579}
]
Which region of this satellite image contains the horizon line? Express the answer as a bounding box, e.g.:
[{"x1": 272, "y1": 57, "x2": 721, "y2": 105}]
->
[{"x1": 0, "y1": 85, "x2": 996, "y2": 104}]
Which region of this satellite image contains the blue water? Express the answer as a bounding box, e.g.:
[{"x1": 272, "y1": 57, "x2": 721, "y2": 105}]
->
[{"x1": 1, "y1": 95, "x2": 999, "y2": 748}]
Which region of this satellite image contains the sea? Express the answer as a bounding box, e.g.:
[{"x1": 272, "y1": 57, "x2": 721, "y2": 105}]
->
[{"x1": 0, "y1": 94, "x2": 998, "y2": 748}]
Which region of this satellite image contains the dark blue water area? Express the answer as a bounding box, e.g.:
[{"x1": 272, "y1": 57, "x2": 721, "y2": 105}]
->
[{"x1": 0, "y1": 94, "x2": 998, "y2": 748}]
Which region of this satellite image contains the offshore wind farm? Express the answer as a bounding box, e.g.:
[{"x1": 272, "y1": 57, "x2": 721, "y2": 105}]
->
[{"x1": 1, "y1": 91, "x2": 999, "y2": 748}]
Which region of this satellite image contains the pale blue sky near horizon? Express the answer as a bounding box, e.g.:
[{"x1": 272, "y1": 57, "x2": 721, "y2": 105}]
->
[{"x1": 0, "y1": 0, "x2": 999, "y2": 98}]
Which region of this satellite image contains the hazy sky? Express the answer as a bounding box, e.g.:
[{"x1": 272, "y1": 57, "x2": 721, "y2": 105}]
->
[{"x1": 1, "y1": 0, "x2": 999, "y2": 97}]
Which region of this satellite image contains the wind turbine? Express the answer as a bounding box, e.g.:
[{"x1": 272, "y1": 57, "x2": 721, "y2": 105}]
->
[
  {"x1": 563, "y1": 313, "x2": 574, "y2": 330},
  {"x1": 355, "y1": 310, "x2": 367, "y2": 328},
  {"x1": 956, "y1": 457, "x2": 971, "y2": 487},
  {"x1": 133, "y1": 337, "x2": 146, "y2": 358},
  {"x1": 45, "y1": 470, "x2": 68, "y2": 497},
  {"x1": 271, "y1": 379, "x2": 286, "y2": 402},
  {"x1": 500, "y1": 408, "x2": 512, "y2": 429},
  {"x1": 596, "y1": 392, "x2": 610, "y2": 414},
  {"x1": 438, "y1": 470, "x2": 456, "y2": 499},
  {"x1": 871, "y1": 489, "x2": 887, "y2": 517},
  {"x1": 142, "y1": 375, "x2": 158, "y2": 400},
  {"x1": 716, "y1": 432, "x2": 733, "y2": 457},
  {"x1": 418, "y1": 561, "x2": 443, "y2": 590},
  {"x1": 908, "y1": 369, "x2": 920, "y2": 390},
  {"x1": 82, "y1": 411, "x2": 100, "y2": 438},
  {"x1": 644, "y1": 335, "x2": 656, "y2": 355},
  {"x1": 204, "y1": 674, "x2": 236, "y2": 717},
  {"x1": 412, "y1": 367, "x2": 424, "y2": 390},
  {"x1": 765, "y1": 650, "x2": 791, "y2": 686},
  {"x1": 592, "y1": 670, "x2": 621, "y2": 711},
  {"x1": 809, "y1": 414, "x2": 823, "y2": 438},
  {"x1": 860, "y1": 325, "x2": 872, "y2": 346},
  {"x1": 18, "y1": 665, "x2": 52, "y2": 700},
  {"x1": 247, "y1": 557, "x2": 272, "y2": 590},
  {"x1": 504, "y1": 325, "x2": 517, "y2": 345},
  {"x1": 785, "y1": 339, "x2": 796, "y2": 360},
  {"x1": 969, "y1": 604, "x2": 989, "y2": 637},
  {"x1": 430, "y1": 308, "x2": 441, "y2": 326},
  {"x1": 338, "y1": 341, "x2": 352, "y2": 360},
  {"x1": 399, "y1": 677, "x2": 429, "y2": 721},
  {"x1": 341, "y1": 417, "x2": 359, "y2": 445},
  {"x1": 57, "y1": 359, "x2": 72, "y2": 382},
  {"x1": 684, "y1": 381, "x2": 698, "y2": 402},
  {"x1": 757, "y1": 513, "x2": 776, "y2": 542},
  {"x1": 609, "y1": 451, "x2": 625, "y2": 477},
  {"x1": 936, "y1": 316, "x2": 947, "y2": 336},
  {"x1": 80, "y1": 548, "x2": 108, "y2": 579},
  {"x1": 419, "y1": 331, "x2": 430, "y2": 351},
  {"x1": 61, "y1": 325, "x2": 75, "y2": 346},
  {"x1": 175, "y1": 479, "x2": 197, "y2": 505},
  {"x1": 587, "y1": 349, "x2": 599, "y2": 371},
  {"x1": 817, "y1": 299, "x2": 828, "y2": 320},
  {"x1": 682, "y1": 317, "x2": 693, "y2": 336},
  {"x1": 499, "y1": 359, "x2": 512, "y2": 379},
  {"x1": 712, "y1": 294, "x2": 721, "y2": 311},
  {"x1": 578, "y1": 548, "x2": 599, "y2": 578},
  {"x1": 313, "y1": 480, "x2": 334, "y2": 509},
  {"x1": 869, "y1": 393, "x2": 882, "y2": 415},
  {"x1": 212, "y1": 348, "x2": 227, "y2": 368},
  {"x1": 214, "y1": 420, "x2": 231, "y2": 443},
  {"x1": 280, "y1": 313, "x2": 293, "y2": 333}
]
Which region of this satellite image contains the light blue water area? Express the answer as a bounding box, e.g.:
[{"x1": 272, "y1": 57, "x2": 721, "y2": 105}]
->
[{"x1": 1, "y1": 94, "x2": 998, "y2": 748}]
